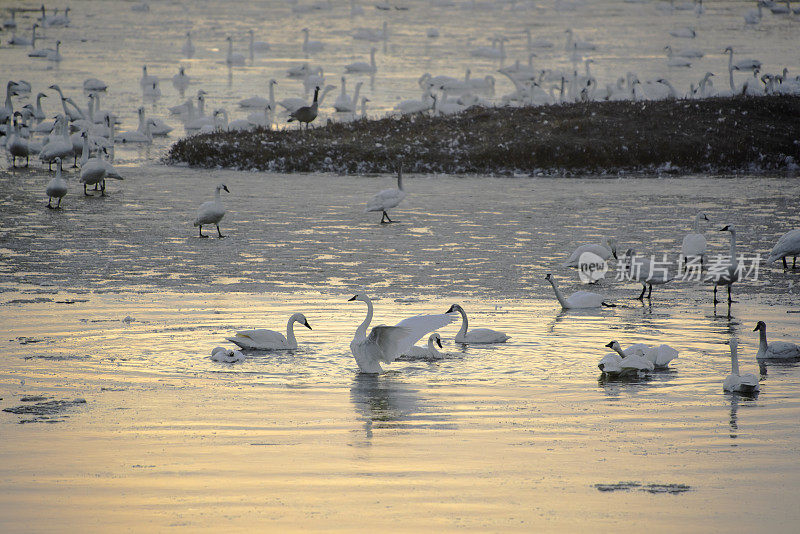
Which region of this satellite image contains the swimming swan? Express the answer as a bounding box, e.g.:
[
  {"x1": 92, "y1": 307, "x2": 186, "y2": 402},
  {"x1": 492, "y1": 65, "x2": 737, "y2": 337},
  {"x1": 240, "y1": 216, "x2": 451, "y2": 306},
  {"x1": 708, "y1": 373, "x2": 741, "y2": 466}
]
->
[
  {"x1": 754, "y1": 321, "x2": 800, "y2": 360},
  {"x1": 403, "y1": 333, "x2": 446, "y2": 358},
  {"x1": 211, "y1": 346, "x2": 246, "y2": 363},
  {"x1": 544, "y1": 274, "x2": 612, "y2": 309},
  {"x1": 227, "y1": 313, "x2": 312, "y2": 350},
  {"x1": 446, "y1": 303, "x2": 509, "y2": 344},
  {"x1": 365, "y1": 164, "x2": 406, "y2": 223},
  {"x1": 723, "y1": 339, "x2": 759, "y2": 394},
  {"x1": 194, "y1": 183, "x2": 229, "y2": 238},
  {"x1": 348, "y1": 293, "x2": 456, "y2": 373},
  {"x1": 598, "y1": 341, "x2": 655, "y2": 376}
]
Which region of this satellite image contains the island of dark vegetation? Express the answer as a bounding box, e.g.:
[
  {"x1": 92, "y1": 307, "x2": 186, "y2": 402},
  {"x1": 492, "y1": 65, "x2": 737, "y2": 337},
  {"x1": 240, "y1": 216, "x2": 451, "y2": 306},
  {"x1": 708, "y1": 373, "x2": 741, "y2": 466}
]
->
[{"x1": 166, "y1": 95, "x2": 800, "y2": 175}]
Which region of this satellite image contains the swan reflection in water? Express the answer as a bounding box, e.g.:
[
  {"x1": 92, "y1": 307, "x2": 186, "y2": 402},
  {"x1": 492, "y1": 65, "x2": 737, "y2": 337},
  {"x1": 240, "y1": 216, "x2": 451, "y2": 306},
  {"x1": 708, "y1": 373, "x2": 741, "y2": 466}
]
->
[{"x1": 350, "y1": 373, "x2": 421, "y2": 441}]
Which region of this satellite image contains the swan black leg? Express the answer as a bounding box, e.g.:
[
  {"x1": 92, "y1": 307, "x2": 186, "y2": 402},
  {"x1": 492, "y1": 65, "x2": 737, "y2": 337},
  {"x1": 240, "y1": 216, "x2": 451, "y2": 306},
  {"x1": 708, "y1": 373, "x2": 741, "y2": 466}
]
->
[
  {"x1": 794, "y1": 256, "x2": 797, "y2": 269},
  {"x1": 382, "y1": 211, "x2": 393, "y2": 223},
  {"x1": 84, "y1": 183, "x2": 91, "y2": 196},
  {"x1": 647, "y1": 284, "x2": 653, "y2": 300},
  {"x1": 199, "y1": 225, "x2": 208, "y2": 238},
  {"x1": 100, "y1": 180, "x2": 106, "y2": 196},
  {"x1": 713, "y1": 285, "x2": 719, "y2": 305},
  {"x1": 57, "y1": 197, "x2": 62, "y2": 208},
  {"x1": 216, "y1": 224, "x2": 225, "y2": 238},
  {"x1": 637, "y1": 284, "x2": 646, "y2": 301},
  {"x1": 47, "y1": 197, "x2": 53, "y2": 209},
  {"x1": 783, "y1": 257, "x2": 788, "y2": 270}
]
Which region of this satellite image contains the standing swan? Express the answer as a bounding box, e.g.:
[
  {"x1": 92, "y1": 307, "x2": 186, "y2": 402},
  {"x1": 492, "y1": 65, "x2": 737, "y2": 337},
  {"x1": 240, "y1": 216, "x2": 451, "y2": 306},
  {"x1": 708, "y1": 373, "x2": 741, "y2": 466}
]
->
[
  {"x1": 181, "y1": 32, "x2": 195, "y2": 57},
  {"x1": 348, "y1": 294, "x2": 456, "y2": 373},
  {"x1": 766, "y1": 228, "x2": 800, "y2": 269},
  {"x1": 365, "y1": 164, "x2": 406, "y2": 223},
  {"x1": 45, "y1": 157, "x2": 68, "y2": 208},
  {"x1": 681, "y1": 211, "x2": 710, "y2": 268},
  {"x1": 723, "y1": 339, "x2": 759, "y2": 394},
  {"x1": 753, "y1": 321, "x2": 800, "y2": 360},
  {"x1": 227, "y1": 313, "x2": 312, "y2": 350},
  {"x1": 194, "y1": 183, "x2": 229, "y2": 238},
  {"x1": 706, "y1": 225, "x2": 738, "y2": 307},
  {"x1": 445, "y1": 304, "x2": 510, "y2": 344},
  {"x1": 544, "y1": 274, "x2": 612, "y2": 309}
]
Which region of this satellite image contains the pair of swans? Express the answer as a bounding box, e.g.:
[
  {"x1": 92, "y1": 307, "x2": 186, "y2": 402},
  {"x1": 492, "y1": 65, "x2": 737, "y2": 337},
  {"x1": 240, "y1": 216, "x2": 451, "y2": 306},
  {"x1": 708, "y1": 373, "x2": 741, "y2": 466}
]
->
[
  {"x1": 348, "y1": 295, "x2": 509, "y2": 373},
  {"x1": 598, "y1": 341, "x2": 679, "y2": 377},
  {"x1": 227, "y1": 313, "x2": 312, "y2": 350},
  {"x1": 365, "y1": 165, "x2": 405, "y2": 223},
  {"x1": 194, "y1": 183, "x2": 229, "y2": 238}
]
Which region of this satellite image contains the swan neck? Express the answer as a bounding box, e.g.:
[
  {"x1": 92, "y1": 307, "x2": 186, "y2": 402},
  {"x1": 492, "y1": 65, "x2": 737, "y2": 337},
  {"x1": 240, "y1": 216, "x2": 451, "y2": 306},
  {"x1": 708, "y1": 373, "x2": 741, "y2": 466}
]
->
[
  {"x1": 286, "y1": 317, "x2": 298, "y2": 346},
  {"x1": 613, "y1": 345, "x2": 627, "y2": 358},
  {"x1": 397, "y1": 169, "x2": 403, "y2": 191},
  {"x1": 548, "y1": 278, "x2": 569, "y2": 308},
  {"x1": 758, "y1": 328, "x2": 768, "y2": 352},
  {"x1": 428, "y1": 337, "x2": 442, "y2": 357},
  {"x1": 728, "y1": 230, "x2": 737, "y2": 265},
  {"x1": 356, "y1": 298, "x2": 373, "y2": 340},
  {"x1": 456, "y1": 308, "x2": 468, "y2": 338},
  {"x1": 730, "y1": 346, "x2": 740, "y2": 375}
]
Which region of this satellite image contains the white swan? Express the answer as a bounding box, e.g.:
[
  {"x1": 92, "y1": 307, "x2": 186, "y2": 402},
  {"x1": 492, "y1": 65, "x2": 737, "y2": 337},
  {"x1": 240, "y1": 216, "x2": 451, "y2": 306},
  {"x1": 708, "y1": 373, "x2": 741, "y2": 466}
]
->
[
  {"x1": 334, "y1": 79, "x2": 363, "y2": 113},
  {"x1": 181, "y1": 31, "x2": 195, "y2": 57},
  {"x1": 211, "y1": 346, "x2": 246, "y2": 363},
  {"x1": 723, "y1": 339, "x2": 759, "y2": 394},
  {"x1": 7, "y1": 114, "x2": 31, "y2": 167},
  {"x1": 545, "y1": 274, "x2": 611, "y2": 309},
  {"x1": 225, "y1": 36, "x2": 246, "y2": 65},
  {"x1": 365, "y1": 165, "x2": 405, "y2": 223},
  {"x1": 172, "y1": 66, "x2": 191, "y2": 94},
  {"x1": 665, "y1": 44, "x2": 704, "y2": 58},
  {"x1": 139, "y1": 65, "x2": 158, "y2": 88},
  {"x1": 83, "y1": 78, "x2": 108, "y2": 92},
  {"x1": 470, "y1": 38, "x2": 506, "y2": 59},
  {"x1": 754, "y1": 321, "x2": 800, "y2": 360},
  {"x1": 724, "y1": 46, "x2": 761, "y2": 72},
  {"x1": 79, "y1": 133, "x2": 108, "y2": 195},
  {"x1": 115, "y1": 107, "x2": 153, "y2": 142},
  {"x1": 352, "y1": 21, "x2": 387, "y2": 41},
  {"x1": 446, "y1": 304, "x2": 509, "y2": 344},
  {"x1": 766, "y1": 228, "x2": 800, "y2": 269},
  {"x1": 45, "y1": 157, "x2": 68, "y2": 208},
  {"x1": 45, "y1": 40, "x2": 62, "y2": 62},
  {"x1": 403, "y1": 333, "x2": 446, "y2": 358},
  {"x1": 301, "y1": 28, "x2": 324, "y2": 53},
  {"x1": 669, "y1": 27, "x2": 696, "y2": 38},
  {"x1": 39, "y1": 115, "x2": 74, "y2": 167},
  {"x1": 345, "y1": 47, "x2": 377, "y2": 74},
  {"x1": 598, "y1": 341, "x2": 655, "y2": 376},
  {"x1": 623, "y1": 248, "x2": 673, "y2": 300},
  {"x1": 248, "y1": 30, "x2": 270, "y2": 54},
  {"x1": 194, "y1": 183, "x2": 229, "y2": 238},
  {"x1": 562, "y1": 237, "x2": 617, "y2": 267},
  {"x1": 237, "y1": 79, "x2": 277, "y2": 111},
  {"x1": 705, "y1": 225, "x2": 739, "y2": 306},
  {"x1": 227, "y1": 313, "x2": 312, "y2": 350},
  {"x1": 564, "y1": 29, "x2": 595, "y2": 51},
  {"x1": 681, "y1": 211, "x2": 709, "y2": 266},
  {"x1": 348, "y1": 294, "x2": 456, "y2": 373},
  {"x1": 744, "y1": 2, "x2": 763, "y2": 24},
  {"x1": 665, "y1": 46, "x2": 692, "y2": 68}
]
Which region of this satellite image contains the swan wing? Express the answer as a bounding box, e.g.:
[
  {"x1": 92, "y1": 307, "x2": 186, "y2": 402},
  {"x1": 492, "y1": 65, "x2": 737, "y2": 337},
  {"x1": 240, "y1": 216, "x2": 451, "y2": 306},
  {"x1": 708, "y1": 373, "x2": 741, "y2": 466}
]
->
[
  {"x1": 394, "y1": 313, "x2": 456, "y2": 350},
  {"x1": 644, "y1": 344, "x2": 679, "y2": 367},
  {"x1": 366, "y1": 189, "x2": 406, "y2": 212},
  {"x1": 366, "y1": 325, "x2": 412, "y2": 364},
  {"x1": 567, "y1": 291, "x2": 604, "y2": 308},
  {"x1": 767, "y1": 229, "x2": 800, "y2": 262},
  {"x1": 765, "y1": 341, "x2": 800, "y2": 359},
  {"x1": 681, "y1": 233, "x2": 707, "y2": 256}
]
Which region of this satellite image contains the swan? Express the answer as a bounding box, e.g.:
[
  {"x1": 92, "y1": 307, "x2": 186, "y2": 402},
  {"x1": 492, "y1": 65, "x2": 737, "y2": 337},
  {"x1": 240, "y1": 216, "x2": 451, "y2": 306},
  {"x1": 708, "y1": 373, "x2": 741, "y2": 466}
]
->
[
  {"x1": 45, "y1": 157, "x2": 68, "y2": 208},
  {"x1": 766, "y1": 228, "x2": 800, "y2": 269},
  {"x1": 359, "y1": 96, "x2": 369, "y2": 119},
  {"x1": 7, "y1": 115, "x2": 31, "y2": 167},
  {"x1": 211, "y1": 346, "x2": 246, "y2": 363},
  {"x1": 664, "y1": 47, "x2": 692, "y2": 67},
  {"x1": 724, "y1": 46, "x2": 761, "y2": 72},
  {"x1": 403, "y1": 333, "x2": 446, "y2": 358},
  {"x1": 723, "y1": 339, "x2": 759, "y2": 394},
  {"x1": 211, "y1": 109, "x2": 251, "y2": 132},
  {"x1": 115, "y1": 108, "x2": 153, "y2": 143},
  {"x1": 334, "y1": 80, "x2": 363, "y2": 112},
  {"x1": 287, "y1": 62, "x2": 311, "y2": 77},
  {"x1": 598, "y1": 341, "x2": 655, "y2": 376},
  {"x1": 564, "y1": 29, "x2": 595, "y2": 51},
  {"x1": 303, "y1": 68, "x2": 326, "y2": 92},
  {"x1": 665, "y1": 44, "x2": 704, "y2": 58},
  {"x1": 45, "y1": 40, "x2": 62, "y2": 62},
  {"x1": 353, "y1": 21, "x2": 387, "y2": 41},
  {"x1": 140, "y1": 66, "x2": 158, "y2": 88},
  {"x1": 301, "y1": 28, "x2": 324, "y2": 53},
  {"x1": 39, "y1": 116, "x2": 74, "y2": 168},
  {"x1": 562, "y1": 237, "x2": 617, "y2": 267},
  {"x1": 248, "y1": 29, "x2": 271, "y2": 54},
  {"x1": 348, "y1": 294, "x2": 456, "y2": 373},
  {"x1": 227, "y1": 313, "x2": 312, "y2": 350},
  {"x1": 525, "y1": 29, "x2": 553, "y2": 49},
  {"x1": 681, "y1": 212, "x2": 710, "y2": 266},
  {"x1": 287, "y1": 86, "x2": 320, "y2": 129},
  {"x1": 669, "y1": 27, "x2": 696, "y2": 38},
  {"x1": 744, "y1": 2, "x2": 764, "y2": 24},
  {"x1": 365, "y1": 164, "x2": 405, "y2": 223},
  {"x1": 172, "y1": 66, "x2": 191, "y2": 95},
  {"x1": 345, "y1": 47, "x2": 377, "y2": 74},
  {"x1": 470, "y1": 38, "x2": 506, "y2": 59},
  {"x1": 7, "y1": 23, "x2": 35, "y2": 46},
  {"x1": 141, "y1": 108, "x2": 173, "y2": 136},
  {"x1": 239, "y1": 79, "x2": 277, "y2": 109},
  {"x1": 182, "y1": 31, "x2": 195, "y2": 57},
  {"x1": 194, "y1": 183, "x2": 229, "y2": 238},
  {"x1": 225, "y1": 36, "x2": 246, "y2": 65},
  {"x1": 45, "y1": 7, "x2": 70, "y2": 27},
  {"x1": 142, "y1": 81, "x2": 162, "y2": 98},
  {"x1": 446, "y1": 304, "x2": 509, "y2": 344},
  {"x1": 544, "y1": 274, "x2": 612, "y2": 309},
  {"x1": 623, "y1": 248, "x2": 673, "y2": 300},
  {"x1": 79, "y1": 141, "x2": 108, "y2": 196},
  {"x1": 705, "y1": 225, "x2": 739, "y2": 306},
  {"x1": 0, "y1": 81, "x2": 17, "y2": 124},
  {"x1": 3, "y1": 9, "x2": 17, "y2": 29},
  {"x1": 754, "y1": 321, "x2": 800, "y2": 360}
]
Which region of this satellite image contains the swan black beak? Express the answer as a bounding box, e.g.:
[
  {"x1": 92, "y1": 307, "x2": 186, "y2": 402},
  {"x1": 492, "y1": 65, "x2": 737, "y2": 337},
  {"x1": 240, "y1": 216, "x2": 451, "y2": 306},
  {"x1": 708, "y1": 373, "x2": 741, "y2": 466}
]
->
[
  {"x1": 605, "y1": 341, "x2": 615, "y2": 348},
  {"x1": 719, "y1": 225, "x2": 729, "y2": 231},
  {"x1": 304, "y1": 321, "x2": 312, "y2": 330},
  {"x1": 223, "y1": 185, "x2": 230, "y2": 193},
  {"x1": 445, "y1": 304, "x2": 456, "y2": 313},
  {"x1": 436, "y1": 337, "x2": 442, "y2": 349},
  {"x1": 348, "y1": 295, "x2": 358, "y2": 301},
  {"x1": 544, "y1": 273, "x2": 551, "y2": 280}
]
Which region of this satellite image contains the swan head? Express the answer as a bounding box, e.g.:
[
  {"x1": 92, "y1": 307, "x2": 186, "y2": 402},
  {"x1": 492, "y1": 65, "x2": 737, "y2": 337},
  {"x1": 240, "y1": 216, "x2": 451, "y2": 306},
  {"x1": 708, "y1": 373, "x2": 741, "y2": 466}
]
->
[
  {"x1": 605, "y1": 238, "x2": 619, "y2": 259},
  {"x1": 605, "y1": 340, "x2": 621, "y2": 350},
  {"x1": 723, "y1": 46, "x2": 733, "y2": 54},
  {"x1": 216, "y1": 183, "x2": 230, "y2": 193},
  {"x1": 430, "y1": 333, "x2": 443, "y2": 348},
  {"x1": 698, "y1": 212, "x2": 709, "y2": 221},
  {"x1": 544, "y1": 273, "x2": 553, "y2": 282},
  {"x1": 445, "y1": 304, "x2": 464, "y2": 314},
  {"x1": 291, "y1": 313, "x2": 312, "y2": 330},
  {"x1": 753, "y1": 321, "x2": 766, "y2": 332},
  {"x1": 348, "y1": 294, "x2": 369, "y2": 303},
  {"x1": 719, "y1": 224, "x2": 734, "y2": 233}
]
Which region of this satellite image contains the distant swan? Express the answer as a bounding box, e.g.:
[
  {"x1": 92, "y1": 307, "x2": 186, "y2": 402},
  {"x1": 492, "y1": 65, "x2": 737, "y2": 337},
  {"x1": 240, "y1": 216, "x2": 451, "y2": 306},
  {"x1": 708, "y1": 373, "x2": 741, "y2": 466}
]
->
[
  {"x1": 194, "y1": 183, "x2": 229, "y2": 238},
  {"x1": 345, "y1": 47, "x2": 377, "y2": 74},
  {"x1": 211, "y1": 346, "x2": 246, "y2": 363},
  {"x1": 225, "y1": 36, "x2": 246, "y2": 65},
  {"x1": 301, "y1": 28, "x2": 324, "y2": 53},
  {"x1": 705, "y1": 225, "x2": 738, "y2": 306},
  {"x1": 348, "y1": 294, "x2": 456, "y2": 373},
  {"x1": 181, "y1": 31, "x2": 195, "y2": 57},
  {"x1": 227, "y1": 313, "x2": 312, "y2": 350},
  {"x1": 446, "y1": 304, "x2": 509, "y2": 344},
  {"x1": 545, "y1": 274, "x2": 612, "y2": 309},
  {"x1": 754, "y1": 321, "x2": 800, "y2": 360},
  {"x1": 723, "y1": 339, "x2": 759, "y2": 394}
]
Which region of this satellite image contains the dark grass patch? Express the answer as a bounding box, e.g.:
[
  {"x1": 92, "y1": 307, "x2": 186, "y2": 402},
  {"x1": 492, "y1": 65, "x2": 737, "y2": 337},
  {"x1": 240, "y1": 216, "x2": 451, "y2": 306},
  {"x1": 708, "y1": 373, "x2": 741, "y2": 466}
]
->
[
  {"x1": 594, "y1": 482, "x2": 692, "y2": 494},
  {"x1": 3, "y1": 397, "x2": 87, "y2": 423},
  {"x1": 165, "y1": 95, "x2": 800, "y2": 176}
]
